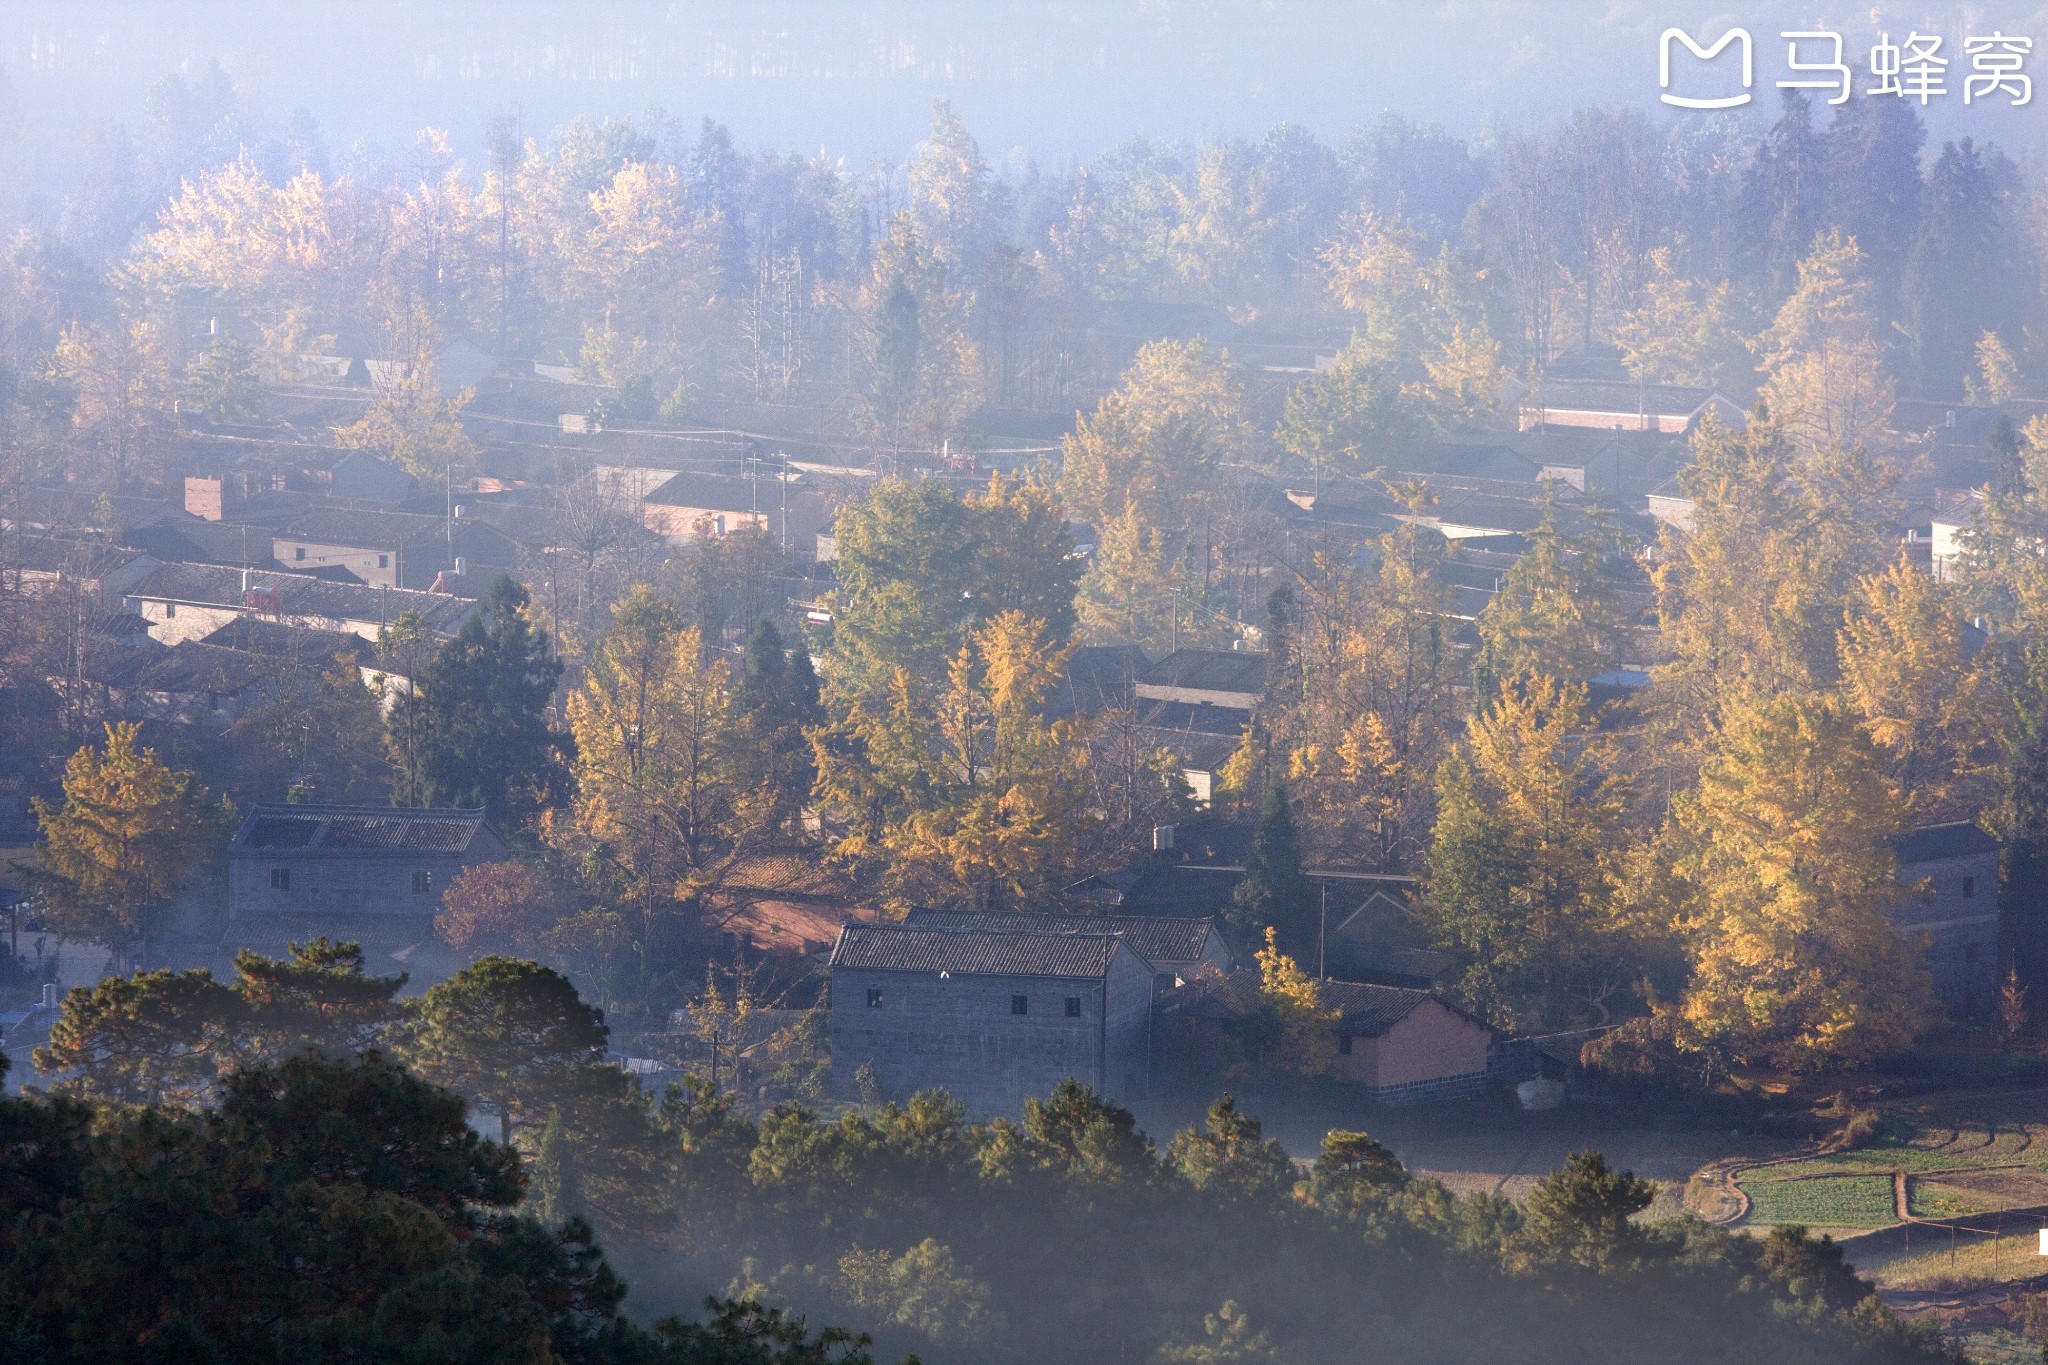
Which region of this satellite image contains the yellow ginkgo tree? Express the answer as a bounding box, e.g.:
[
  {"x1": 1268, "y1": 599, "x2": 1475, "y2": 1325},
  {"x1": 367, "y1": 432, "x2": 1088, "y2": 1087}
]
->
[
  {"x1": 1671, "y1": 691, "x2": 1935, "y2": 1071},
  {"x1": 31, "y1": 723, "x2": 235, "y2": 970}
]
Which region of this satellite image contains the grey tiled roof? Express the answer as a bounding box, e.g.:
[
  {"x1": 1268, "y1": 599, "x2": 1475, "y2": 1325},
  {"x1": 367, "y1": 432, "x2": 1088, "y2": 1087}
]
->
[
  {"x1": 1140, "y1": 648, "x2": 1268, "y2": 694},
  {"x1": 230, "y1": 804, "x2": 490, "y2": 856},
  {"x1": 199, "y1": 617, "x2": 377, "y2": 664},
  {"x1": 644, "y1": 472, "x2": 773, "y2": 512},
  {"x1": 901, "y1": 908, "x2": 1215, "y2": 966},
  {"x1": 1044, "y1": 644, "x2": 1147, "y2": 718},
  {"x1": 1892, "y1": 822, "x2": 1999, "y2": 864},
  {"x1": 127, "y1": 563, "x2": 477, "y2": 633},
  {"x1": 830, "y1": 923, "x2": 1129, "y2": 978},
  {"x1": 1320, "y1": 981, "x2": 1433, "y2": 1034},
  {"x1": 1133, "y1": 698, "x2": 1253, "y2": 736},
  {"x1": 1528, "y1": 380, "x2": 1723, "y2": 415}
]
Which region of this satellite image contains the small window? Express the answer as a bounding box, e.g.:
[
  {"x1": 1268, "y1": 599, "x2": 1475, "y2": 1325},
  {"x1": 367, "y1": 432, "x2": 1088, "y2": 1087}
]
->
[
  {"x1": 1011, "y1": 994, "x2": 1029, "y2": 1016},
  {"x1": 294, "y1": 546, "x2": 306, "y2": 561},
  {"x1": 163, "y1": 602, "x2": 176, "y2": 618},
  {"x1": 377, "y1": 553, "x2": 389, "y2": 569},
  {"x1": 1064, "y1": 996, "x2": 1082, "y2": 1018},
  {"x1": 1338, "y1": 1034, "x2": 1353, "y2": 1056},
  {"x1": 1963, "y1": 876, "x2": 1976, "y2": 899},
  {"x1": 269, "y1": 867, "x2": 289, "y2": 891},
  {"x1": 865, "y1": 988, "x2": 883, "y2": 1009},
  {"x1": 411, "y1": 869, "x2": 432, "y2": 894}
]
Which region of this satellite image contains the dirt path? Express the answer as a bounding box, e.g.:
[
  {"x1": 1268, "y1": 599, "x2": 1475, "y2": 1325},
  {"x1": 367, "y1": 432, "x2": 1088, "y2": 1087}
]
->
[{"x1": 1885, "y1": 1269, "x2": 2048, "y2": 1314}]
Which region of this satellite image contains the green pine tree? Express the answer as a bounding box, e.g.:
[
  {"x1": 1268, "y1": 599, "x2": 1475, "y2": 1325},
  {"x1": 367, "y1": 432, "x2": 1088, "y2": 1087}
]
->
[
  {"x1": 399, "y1": 576, "x2": 566, "y2": 825},
  {"x1": 736, "y1": 618, "x2": 824, "y2": 841},
  {"x1": 1228, "y1": 783, "x2": 1317, "y2": 963}
]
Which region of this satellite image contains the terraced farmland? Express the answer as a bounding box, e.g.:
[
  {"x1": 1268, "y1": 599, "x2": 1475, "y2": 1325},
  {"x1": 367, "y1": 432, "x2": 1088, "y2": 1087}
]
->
[
  {"x1": 1713, "y1": 1093, "x2": 2048, "y2": 1242},
  {"x1": 1739, "y1": 1174, "x2": 1897, "y2": 1230}
]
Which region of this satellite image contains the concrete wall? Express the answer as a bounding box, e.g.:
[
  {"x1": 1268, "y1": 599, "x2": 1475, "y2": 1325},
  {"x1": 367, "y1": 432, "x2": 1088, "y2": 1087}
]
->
[
  {"x1": 63, "y1": 680, "x2": 247, "y2": 728},
  {"x1": 1518, "y1": 408, "x2": 1689, "y2": 434},
  {"x1": 1896, "y1": 850, "x2": 2001, "y2": 1011},
  {"x1": 130, "y1": 595, "x2": 419, "y2": 645},
  {"x1": 1929, "y1": 519, "x2": 1968, "y2": 582},
  {"x1": 1646, "y1": 494, "x2": 1697, "y2": 533},
  {"x1": 230, "y1": 849, "x2": 482, "y2": 928},
  {"x1": 273, "y1": 538, "x2": 401, "y2": 588},
  {"x1": 831, "y1": 949, "x2": 1152, "y2": 1114},
  {"x1": 643, "y1": 504, "x2": 769, "y2": 540},
  {"x1": 1341, "y1": 1001, "x2": 1492, "y2": 1091},
  {"x1": 134, "y1": 598, "x2": 243, "y2": 645},
  {"x1": 1102, "y1": 945, "x2": 1154, "y2": 1098},
  {"x1": 1133, "y1": 683, "x2": 1261, "y2": 709}
]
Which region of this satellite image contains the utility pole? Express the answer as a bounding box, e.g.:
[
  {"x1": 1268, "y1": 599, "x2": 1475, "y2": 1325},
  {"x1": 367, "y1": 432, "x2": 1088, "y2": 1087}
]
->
[{"x1": 1319, "y1": 883, "x2": 1328, "y2": 979}]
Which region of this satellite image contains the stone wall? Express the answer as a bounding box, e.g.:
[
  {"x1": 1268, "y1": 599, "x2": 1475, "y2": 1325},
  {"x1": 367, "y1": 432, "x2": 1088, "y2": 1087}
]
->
[
  {"x1": 831, "y1": 953, "x2": 1151, "y2": 1114},
  {"x1": 229, "y1": 852, "x2": 470, "y2": 927},
  {"x1": 1896, "y1": 850, "x2": 2001, "y2": 1012}
]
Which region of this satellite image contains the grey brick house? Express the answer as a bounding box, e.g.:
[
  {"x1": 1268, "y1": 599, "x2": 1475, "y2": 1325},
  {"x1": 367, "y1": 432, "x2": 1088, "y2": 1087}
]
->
[
  {"x1": 227, "y1": 805, "x2": 508, "y2": 947},
  {"x1": 1892, "y1": 822, "x2": 2001, "y2": 1012},
  {"x1": 828, "y1": 923, "x2": 1155, "y2": 1115}
]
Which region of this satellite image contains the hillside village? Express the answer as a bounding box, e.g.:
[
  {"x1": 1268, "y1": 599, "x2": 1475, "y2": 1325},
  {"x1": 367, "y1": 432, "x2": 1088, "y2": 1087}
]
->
[
  {"x1": 2, "y1": 282, "x2": 2026, "y2": 1116},
  {"x1": 2, "y1": 61, "x2": 2046, "y2": 1364}
]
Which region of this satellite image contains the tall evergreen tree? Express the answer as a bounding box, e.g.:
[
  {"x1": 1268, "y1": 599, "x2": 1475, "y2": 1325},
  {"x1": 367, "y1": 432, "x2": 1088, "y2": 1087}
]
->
[
  {"x1": 1904, "y1": 139, "x2": 2015, "y2": 400},
  {"x1": 1737, "y1": 92, "x2": 1828, "y2": 303},
  {"x1": 1821, "y1": 97, "x2": 1924, "y2": 313},
  {"x1": 1227, "y1": 782, "x2": 1317, "y2": 963},
  {"x1": 1991, "y1": 413, "x2": 2023, "y2": 494},
  {"x1": 401, "y1": 576, "x2": 567, "y2": 825},
  {"x1": 736, "y1": 618, "x2": 825, "y2": 841}
]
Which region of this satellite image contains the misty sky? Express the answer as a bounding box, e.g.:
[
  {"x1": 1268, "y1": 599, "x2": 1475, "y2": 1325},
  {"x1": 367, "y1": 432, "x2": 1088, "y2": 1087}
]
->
[{"x1": 9, "y1": 2, "x2": 2048, "y2": 166}]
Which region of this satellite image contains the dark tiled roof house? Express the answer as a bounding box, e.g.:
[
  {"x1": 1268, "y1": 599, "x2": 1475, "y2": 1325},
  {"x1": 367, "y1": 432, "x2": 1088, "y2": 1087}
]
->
[
  {"x1": 828, "y1": 921, "x2": 1155, "y2": 1115},
  {"x1": 227, "y1": 804, "x2": 508, "y2": 947}
]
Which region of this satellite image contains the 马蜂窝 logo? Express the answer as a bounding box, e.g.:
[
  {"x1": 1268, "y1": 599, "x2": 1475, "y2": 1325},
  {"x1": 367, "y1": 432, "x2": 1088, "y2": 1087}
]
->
[{"x1": 1660, "y1": 27, "x2": 1753, "y2": 108}]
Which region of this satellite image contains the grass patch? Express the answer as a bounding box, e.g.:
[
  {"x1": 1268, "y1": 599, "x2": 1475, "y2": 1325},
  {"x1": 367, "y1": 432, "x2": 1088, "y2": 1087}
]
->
[
  {"x1": 1739, "y1": 1174, "x2": 1896, "y2": 1229},
  {"x1": 1854, "y1": 1228, "x2": 2046, "y2": 1291},
  {"x1": 1907, "y1": 1179, "x2": 1996, "y2": 1219},
  {"x1": 1760, "y1": 1147, "x2": 1983, "y2": 1178}
]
